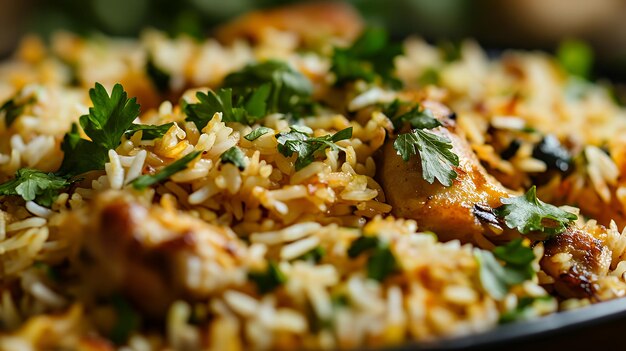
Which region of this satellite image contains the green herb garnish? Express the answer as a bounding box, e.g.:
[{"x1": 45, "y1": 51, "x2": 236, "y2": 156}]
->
[
  {"x1": 132, "y1": 150, "x2": 201, "y2": 190},
  {"x1": 110, "y1": 295, "x2": 141, "y2": 344},
  {"x1": 244, "y1": 126, "x2": 273, "y2": 141},
  {"x1": 0, "y1": 168, "x2": 73, "y2": 207},
  {"x1": 220, "y1": 146, "x2": 246, "y2": 170},
  {"x1": 276, "y1": 126, "x2": 352, "y2": 171},
  {"x1": 393, "y1": 129, "x2": 459, "y2": 186},
  {"x1": 494, "y1": 186, "x2": 577, "y2": 236},
  {"x1": 557, "y1": 39, "x2": 593, "y2": 79},
  {"x1": 125, "y1": 122, "x2": 174, "y2": 140},
  {"x1": 392, "y1": 105, "x2": 441, "y2": 130},
  {"x1": 475, "y1": 239, "x2": 536, "y2": 300},
  {"x1": 347, "y1": 236, "x2": 398, "y2": 281},
  {"x1": 331, "y1": 28, "x2": 403, "y2": 88},
  {"x1": 248, "y1": 261, "x2": 287, "y2": 294},
  {"x1": 295, "y1": 246, "x2": 326, "y2": 263},
  {"x1": 499, "y1": 296, "x2": 554, "y2": 324},
  {"x1": 1, "y1": 95, "x2": 35, "y2": 128}
]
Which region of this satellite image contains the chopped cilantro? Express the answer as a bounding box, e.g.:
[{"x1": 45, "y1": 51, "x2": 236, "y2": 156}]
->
[
  {"x1": 331, "y1": 28, "x2": 403, "y2": 88},
  {"x1": 0, "y1": 168, "x2": 73, "y2": 207},
  {"x1": 276, "y1": 126, "x2": 352, "y2": 171},
  {"x1": 248, "y1": 261, "x2": 287, "y2": 294},
  {"x1": 185, "y1": 85, "x2": 271, "y2": 130},
  {"x1": 1, "y1": 95, "x2": 35, "y2": 128},
  {"x1": 392, "y1": 105, "x2": 441, "y2": 130},
  {"x1": 125, "y1": 122, "x2": 174, "y2": 140},
  {"x1": 347, "y1": 236, "x2": 398, "y2": 281},
  {"x1": 418, "y1": 67, "x2": 440, "y2": 86},
  {"x1": 295, "y1": 246, "x2": 326, "y2": 263},
  {"x1": 110, "y1": 294, "x2": 141, "y2": 344},
  {"x1": 220, "y1": 146, "x2": 246, "y2": 170},
  {"x1": 475, "y1": 239, "x2": 536, "y2": 299},
  {"x1": 494, "y1": 186, "x2": 577, "y2": 236},
  {"x1": 393, "y1": 129, "x2": 459, "y2": 186},
  {"x1": 222, "y1": 60, "x2": 313, "y2": 116},
  {"x1": 499, "y1": 296, "x2": 554, "y2": 324},
  {"x1": 58, "y1": 83, "x2": 140, "y2": 176},
  {"x1": 132, "y1": 151, "x2": 201, "y2": 190},
  {"x1": 244, "y1": 126, "x2": 273, "y2": 141},
  {"x1": 146, "y1": 54, "x2": 170, "y2": 93},
  {"x1": 557, "y1": 39, "x2": 593, "y2": 79}
]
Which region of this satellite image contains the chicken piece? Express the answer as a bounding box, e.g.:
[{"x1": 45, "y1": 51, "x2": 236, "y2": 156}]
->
[
  {"x1": 215, "y1": 2, "x2": 363, "y2": 46},
  {"x1": 83, "y1": 191, "x2": 247, "y2": 317},
  {"x1": 378, "y1": 101, "x2": 513, "y2": 244},
  {"x1": 541, "y1": 226, "x2": 612, "y2": 299}
]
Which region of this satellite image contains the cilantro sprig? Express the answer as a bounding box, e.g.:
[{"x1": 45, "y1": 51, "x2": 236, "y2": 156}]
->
[
  {"x1": 276, "y1": 126, "x2": 353, "y2": 171},
  {"x1": 0, "y1": 169, "x2": 73, "y2": 207},
  {"x1": 475, "y1": 238, "x2": 536, "y2": 299},
  {"x1": 394, "y1": 129, "x2": 459, "y2": 186},
  {"x1": 347, "y1": 235, "x2": 398, "y2": 281},
  {"x1": 220, "y1": 146, "x2": 246, "y2": 170},
  {"x1": 125, "y1": 122, "x2": 174, "y2": 140},
  {"x1": 494, "y1": 186, "x2": 578, "y2": 237},
  {"x1": 248, "y1": 261, "x2": 287, "y2": 294},
  {"x1": 331, "y1": 28, "x2": 403, "y2": 88},
  {"x1": 1, "y1": 94, "x2": 36, "y2": 128}
]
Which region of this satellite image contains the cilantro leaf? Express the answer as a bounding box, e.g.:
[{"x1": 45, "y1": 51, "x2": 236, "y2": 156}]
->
[
  {"x1": 57, "y1": 123, "x2": 110, "y2": 176},
  {"x1": 276, "y1": 126, "x2": 352, "y2": 171},
  {"x1": 185, "y1": 85, "x2": 271, "y2": 130},
  {"x1": 244, "y1": 126, "x2": 273, "y2": 141},
  {"x1": 146, "y1": 54, "x2": 170, "y2": 93},
  {"x1": 79, "y1": 83, "x2": 140, "y2": 150},
  {"x1": 347, "y1": 235, "x2": 398, "y2": 281},
  {"x1": 220, "y1": 146, "x2": 246, "y2": 170},
  {"x1": 331, "y1": 28, "x2": 403, "y2": 88},
  {"x1": 475, "y1": 239, "x2": 536, "y2": 299},
  {"x1": 295, "y1": 246, "x2": 326, "y2": 263},
  {"x1": 392, "y1": 105, "x2": 441, "y2": 130},
  {"x1": 0, "y1": 168, "x2": 73, "y2": 207},
  {"x1": 557, "y1": 39, "x2": 593, "y2": 79},
  {"x1": 125, "y1": 122, "x2": 174, "y2": 140},
  {"x1": 132, "y1": 151, "x2": 201, "y2": 190},
  {"x1": 393, "y1": 129, "x2": 459, "y2": 186},
  {"x1": 248, "y1": 261, "x2": 287, "y2": 294},
  {"x1": 110, "y1": 294, "x2": 141, "y2": 344},
  {"x1": 494, "y1": 186, "x2": 577, "y2": 236},
  {"x1": 499, "y1": 296, "x2": 554, "y2": 324},
  {"x1": 1, "y1": 95, "x2": 35, "y2": 128},
  {"x1": 222, "y1": 60, "x2": 313, "y2": 115}
]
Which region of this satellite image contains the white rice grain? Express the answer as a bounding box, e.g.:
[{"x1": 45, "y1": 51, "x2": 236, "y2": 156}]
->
[
  {"x1": 25, "y1": 201, "x2": 53, "y2": 218},
  {"x1": 124, "y1": 149, "x2": 147, "y2": 184},
  {"x1": 105, "y1": 149, "x2": 124, "y2": 190},
  {"x1": 251, "y1": 222, "x2": 322, "y2": 245},
  {"x1": 6, "y1": 217, "x2": 47, "y2": 232},
  {"x1": 280, "y1": 236, "x2": 320, "y2": 261}
]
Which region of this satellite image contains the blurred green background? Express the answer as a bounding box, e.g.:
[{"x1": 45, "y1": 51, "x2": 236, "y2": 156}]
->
[{"x1": 2, "y1": 0, "x2": 626, "y2": 79}]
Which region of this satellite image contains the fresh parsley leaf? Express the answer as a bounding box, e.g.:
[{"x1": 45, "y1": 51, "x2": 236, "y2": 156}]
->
[
  {"x1": 132, "y1": 151, "x2": 201, "y2": 190},
  {"x1": 347, "y1": 236, "x2": 398, "y2": 281},
  {"x1": 110, "y1": 294, "x2": 141, "y2": 344},
  {"x1": 276, "y1": 126, "x2": 352, "y2": 171},
  {"x1": 220, "y1": 146, "x2": 246, "y2": 170},
  {"x1": 1, "y1": 95, "x2": 35, "y2": 128},
  {"x1": 244, "y1": 126, "x2": 273, "y2": 141},
  {"x1": 185, "y1": 85, "x2": 271, "y2": 130},
  {"x1": 79, "y1": 83, "x2": 141, "y2": 150},
  {"x1": 494, "y1": 186, "x2": 577, "y2": 236},
  {"x1": 295, "y1": 246, "x2": 326, "y2": 263},
  {"x1": 146, "y1": 54, "x2": 170, "y2": 93},
  {"x1": 331, "y1": 28, "x2": 403, "y2": 88},
  {"x1": 222, "y1": 60, "x2": 313, "y2": 116},
  {"x1": 392, "y1": 105, "x2": 441, "y2": 130},
  {"x1": 499, "y1": 296, "x2": 554, "y2": 324},
  {"x1": 393, "y1": 129, "x2": 459, "y2": 186},
  {"x1": 419, "y1": 67, "x2": 440, "y2": 86},
  {"x1": 0, "y1": 168, "x2": 72, "y2": 207},
  {"x1": 125, "y1": 122, "x2": 174, "y2": 140},
  {"x1": 248, "y1": 261, "x2": 287, "y2": 294},
  {"x1": 475, "y1": 239, "x2": 536, "y2": 300},
  {"x1": 557, "y1": 39, "x2": 593, "y2": 79}
]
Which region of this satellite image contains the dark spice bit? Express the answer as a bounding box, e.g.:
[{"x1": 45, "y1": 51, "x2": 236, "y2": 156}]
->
[
  {"x1": 447, "y1": 111, "x2": 457, "y2": 120},
  {"x1": 473, "y1": 203, "x2": 502, "y2": 228},
  {"x1": 532, "y1": 135, "x2": 572, "y2": 172},
  {"x1": 500, "y1": 139, "x2": 521, "y2": 160}
]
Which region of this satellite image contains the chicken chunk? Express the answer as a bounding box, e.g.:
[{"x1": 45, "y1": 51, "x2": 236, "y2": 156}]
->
[
  {"x1": 215, "y1": 2, "x2": 363, "y2": 46},
  {"x1": 83, "y1": 191, "x2": 247, "y2": 317},
  {"x1": 378, "y1": 101, "x2": 513, "y2": 244},
  {"x1": 541, "y1": 226, "x2": 612, "y2": 299}
]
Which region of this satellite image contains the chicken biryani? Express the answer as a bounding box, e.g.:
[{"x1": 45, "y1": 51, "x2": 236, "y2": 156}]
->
[{"x1": 2, "y1": 2, "x2": 626, "y2": 350}]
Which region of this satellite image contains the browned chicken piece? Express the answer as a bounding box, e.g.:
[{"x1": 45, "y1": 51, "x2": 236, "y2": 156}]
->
[
  {"x1": 83, "y1": 191, "x2": 247, "y2": 317},
  {"x1": 378, "y1": 101, "x2": 514, "y2": 244},
  {"x1": 215, "y1": 2, "x2": 363, "y2": 46},
  {"x1": 541, "y1": 226, "x2": 612, "y2": 299}
]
